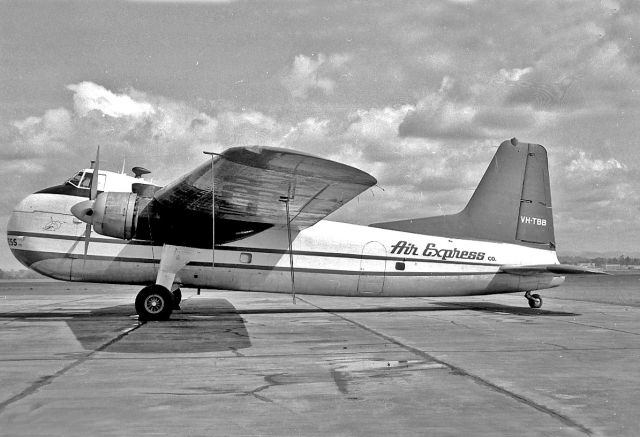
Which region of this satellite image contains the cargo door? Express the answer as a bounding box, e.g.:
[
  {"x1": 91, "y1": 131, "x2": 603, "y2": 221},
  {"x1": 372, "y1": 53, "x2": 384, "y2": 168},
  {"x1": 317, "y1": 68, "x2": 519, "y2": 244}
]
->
[{"x1": 357, "y1": 241, "x2": 386, "y2": 295}]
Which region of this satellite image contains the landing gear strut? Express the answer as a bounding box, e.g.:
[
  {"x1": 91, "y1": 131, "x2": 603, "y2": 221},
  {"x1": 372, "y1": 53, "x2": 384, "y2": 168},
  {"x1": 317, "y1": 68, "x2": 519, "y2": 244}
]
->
[
  {"x1": 136, "y1": 244, "x2": 200, "y2": 321},
  {"x1": 172, "y1": 288, "x2": 182, "y2": 310},
  {"x1": 135, "y1": 285, "x2": 174, "y2": 321},
  {"x1": 524, "y1": 291, "x2": 543, "y2": 309}
]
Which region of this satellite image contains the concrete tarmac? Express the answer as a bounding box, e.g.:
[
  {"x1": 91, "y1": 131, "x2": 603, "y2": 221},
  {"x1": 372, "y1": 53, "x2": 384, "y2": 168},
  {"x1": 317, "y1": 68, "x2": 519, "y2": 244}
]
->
[{"x1": 0, "y1": 275, "x2": 639, "y2": 436}]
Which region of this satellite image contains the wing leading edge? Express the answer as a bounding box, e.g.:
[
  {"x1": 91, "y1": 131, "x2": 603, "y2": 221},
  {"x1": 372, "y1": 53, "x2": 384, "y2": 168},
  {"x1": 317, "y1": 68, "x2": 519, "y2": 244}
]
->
[{"x1": 153, "y1": 146, "x2": 377, "y2": 229}]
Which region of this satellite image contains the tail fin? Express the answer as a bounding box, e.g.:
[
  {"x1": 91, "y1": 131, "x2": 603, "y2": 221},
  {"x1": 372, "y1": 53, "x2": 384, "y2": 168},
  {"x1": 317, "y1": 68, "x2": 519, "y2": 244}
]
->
[{"x1": 370, "y1": 138, "x2": 556, "y2": 249}]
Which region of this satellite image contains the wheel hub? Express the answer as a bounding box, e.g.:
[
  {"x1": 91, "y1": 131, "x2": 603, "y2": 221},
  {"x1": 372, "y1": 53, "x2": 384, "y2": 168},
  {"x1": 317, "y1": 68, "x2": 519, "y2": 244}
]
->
[{"x1": 145, "y1": 295, "x2": 164, "y2": 314}]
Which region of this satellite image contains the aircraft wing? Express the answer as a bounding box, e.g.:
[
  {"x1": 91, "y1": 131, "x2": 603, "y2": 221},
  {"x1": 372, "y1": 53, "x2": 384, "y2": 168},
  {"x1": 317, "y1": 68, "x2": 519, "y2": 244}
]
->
[
  {"x1": 153, "y1": 146, "x2": 377, "y2": 229},
  {"x1": 499, "y1": 264, "x2": 608, "y2": 276}
]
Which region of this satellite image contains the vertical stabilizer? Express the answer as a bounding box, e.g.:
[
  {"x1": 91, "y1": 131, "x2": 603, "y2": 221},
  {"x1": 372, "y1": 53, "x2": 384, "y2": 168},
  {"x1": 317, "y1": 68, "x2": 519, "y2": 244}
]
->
[{"x1": 370, "y1": 139, "x2": 556, "y2": 249}]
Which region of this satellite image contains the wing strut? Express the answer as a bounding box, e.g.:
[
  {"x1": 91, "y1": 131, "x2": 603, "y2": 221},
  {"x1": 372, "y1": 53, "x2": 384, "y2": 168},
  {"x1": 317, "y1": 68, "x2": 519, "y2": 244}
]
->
[
  {"x1": 203, "y1": 151, "x2": 221, "y2": 269},
  {"x1": 279, "y1": 195, "x2": 296, "y2": 304}
]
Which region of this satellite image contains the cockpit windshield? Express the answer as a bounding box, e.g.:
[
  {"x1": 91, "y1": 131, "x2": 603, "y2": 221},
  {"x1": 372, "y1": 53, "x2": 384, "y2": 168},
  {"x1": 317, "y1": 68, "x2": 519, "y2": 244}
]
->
[
  {"x1": 65, "y1": 171, "x2": 104, "y2": 190},
  {"x1": 66, "y1": 171, "x2": 85, "y2": 188}
]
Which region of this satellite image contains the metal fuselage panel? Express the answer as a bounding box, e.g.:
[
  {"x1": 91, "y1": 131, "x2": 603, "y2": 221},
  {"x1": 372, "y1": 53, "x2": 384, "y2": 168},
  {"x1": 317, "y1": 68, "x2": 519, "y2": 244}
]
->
[{"x1": 7, "y1": 193, "x2": 564, "y2": 297}]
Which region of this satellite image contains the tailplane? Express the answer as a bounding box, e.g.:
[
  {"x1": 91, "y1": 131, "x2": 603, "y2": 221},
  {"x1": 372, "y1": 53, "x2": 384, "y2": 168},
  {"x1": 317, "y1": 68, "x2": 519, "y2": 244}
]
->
[{"x1": 371, "y1": 138, "x2": 556, "y2": 249}]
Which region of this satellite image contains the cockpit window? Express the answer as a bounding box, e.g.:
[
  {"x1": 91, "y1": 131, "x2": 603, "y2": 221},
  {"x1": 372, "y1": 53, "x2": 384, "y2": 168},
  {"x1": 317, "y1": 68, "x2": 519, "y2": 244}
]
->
[
  {"x1": 65, "y1": 171, "x2": 106, "y2": 190},
  {"x1": 66, "y1": 172, "x2": 84, "y2": 188},
  {"x1": 80, "y1": 173, "x2": 92, "y2": 188}
]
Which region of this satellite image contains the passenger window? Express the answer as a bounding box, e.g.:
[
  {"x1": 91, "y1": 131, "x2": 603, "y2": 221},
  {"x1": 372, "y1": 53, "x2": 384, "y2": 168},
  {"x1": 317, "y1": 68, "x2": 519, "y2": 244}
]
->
[
  {"x1": 395, "y1": 262, "x2": 405, "y2": 271},
  {"x1": 240, "y1": 253, "x2": 252, "y2": 263}
]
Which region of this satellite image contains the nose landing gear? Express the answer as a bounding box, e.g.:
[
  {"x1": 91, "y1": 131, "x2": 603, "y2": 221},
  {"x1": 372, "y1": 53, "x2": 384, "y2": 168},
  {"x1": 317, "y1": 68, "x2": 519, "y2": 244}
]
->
[{"x1": 524, "y1": 290, "x2": 543, "y2": 309}]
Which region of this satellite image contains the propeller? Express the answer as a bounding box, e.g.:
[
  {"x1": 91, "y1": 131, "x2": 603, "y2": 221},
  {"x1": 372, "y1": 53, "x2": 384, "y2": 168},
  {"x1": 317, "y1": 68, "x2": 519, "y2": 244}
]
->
[{"x1": 70, "y1": 146, "x2": 100, "y2": 258}]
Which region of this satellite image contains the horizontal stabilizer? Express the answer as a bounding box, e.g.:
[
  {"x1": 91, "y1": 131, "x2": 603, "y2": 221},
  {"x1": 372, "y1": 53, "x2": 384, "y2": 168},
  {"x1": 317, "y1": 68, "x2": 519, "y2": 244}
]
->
[{"x1": 500, "y1": 264, "x2": 608, "y2": 276}]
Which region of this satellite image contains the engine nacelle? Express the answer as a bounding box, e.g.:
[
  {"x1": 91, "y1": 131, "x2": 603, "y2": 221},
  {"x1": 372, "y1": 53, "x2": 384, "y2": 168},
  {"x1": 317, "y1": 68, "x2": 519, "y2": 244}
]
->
[{"x1": 92, "y1": 192, "x2": 138, "y2": 240}]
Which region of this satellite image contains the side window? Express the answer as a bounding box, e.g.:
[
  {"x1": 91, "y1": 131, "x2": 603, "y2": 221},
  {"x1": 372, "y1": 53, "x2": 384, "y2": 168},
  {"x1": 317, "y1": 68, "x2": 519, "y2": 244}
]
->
[
  {"x1": 79, "y1": 173, "x2": 91, "y2": 188},
  {"x1": 76, "y1": 172, "x2": 106, "y2": 190},
  {"x1": 97, "y1": 173, "x2": 107, "y2": 191}
]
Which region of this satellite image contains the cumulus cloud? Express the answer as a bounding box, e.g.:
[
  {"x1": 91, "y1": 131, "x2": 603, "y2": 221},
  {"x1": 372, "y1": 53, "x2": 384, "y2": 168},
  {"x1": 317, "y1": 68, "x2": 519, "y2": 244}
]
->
[
  {"x1": 6, "y1": 107, "x2": 73, "y2": 157},
  {"x1": 550, "y1": 147, "x2": 635, "y2": 234},
  {"x1": 0, "y1": 80, "x2": 543, "y2": 224},
  {"x1": 566, "y1": 151, "x2": 625, "y2": 173},
  {"x1": 67, "y1": 82, "x2": 155, "y2": 118},
  {"x1": 1, "y1": 83, "x2": 234, "y2": 185},
  {"x1": 398, "y1": 77, "x2": 480, "y2": 139},
  {"x1": 498, "y1": 67, "x2": 533, "y2": 82},
  {"x1": 280, "y1": 53, "x2": 351, "y2": 100}
]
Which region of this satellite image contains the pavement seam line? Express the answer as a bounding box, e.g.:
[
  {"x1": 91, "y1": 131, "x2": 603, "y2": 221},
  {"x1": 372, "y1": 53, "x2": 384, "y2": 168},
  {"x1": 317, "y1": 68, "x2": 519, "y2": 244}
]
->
[
  {"x1": 0, "y1": 321, "x2": 144, "y2": 414},
  {"x1": 545, "y1": 296, "x2": 640, "y2": 309},
  {"x1": 297, "y1": 297, "x2": 594, "y2": 436},
  {"x1": 2, "y1": 295, "x2": 101, "y2": 316},
  {"x1": 565, "y1": 320, "x2": 640, "y2": 336}
]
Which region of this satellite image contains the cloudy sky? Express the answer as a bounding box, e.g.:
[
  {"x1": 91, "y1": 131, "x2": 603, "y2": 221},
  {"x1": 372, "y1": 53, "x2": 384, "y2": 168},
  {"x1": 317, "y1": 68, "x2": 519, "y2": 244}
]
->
[{"x1": 1, "y1": 0, "x2": 639, "y2": 269}]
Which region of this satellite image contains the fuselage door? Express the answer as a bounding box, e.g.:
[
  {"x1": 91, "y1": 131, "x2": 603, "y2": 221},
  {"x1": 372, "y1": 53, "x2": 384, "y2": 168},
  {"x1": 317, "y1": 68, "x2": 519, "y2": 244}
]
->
[{"x1": 357, "y1": 241, "x2": 386, "y2": 295}]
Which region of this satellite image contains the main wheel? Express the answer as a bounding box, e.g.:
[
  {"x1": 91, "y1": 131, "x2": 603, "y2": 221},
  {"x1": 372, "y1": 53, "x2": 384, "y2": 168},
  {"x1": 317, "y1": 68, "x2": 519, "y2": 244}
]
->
[
  {"x1": 527, "y1": 293, "x2": 543, "y2": 309},
  {"x1": 135, "y1": 285, "x2": 174, "y2": 321},
  {"x1": 172, "y1": 288, "x2": 182, "y2": 310}
]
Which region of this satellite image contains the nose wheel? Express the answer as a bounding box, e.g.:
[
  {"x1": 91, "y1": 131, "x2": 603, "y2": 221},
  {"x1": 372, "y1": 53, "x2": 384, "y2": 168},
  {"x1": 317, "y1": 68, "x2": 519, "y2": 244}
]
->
[
  {"x1": 135, "y1": 285, "x2": 174, "y2": 321},
  {"x1": 524, "y1": 291, "x2": 543, "y2": 309}
]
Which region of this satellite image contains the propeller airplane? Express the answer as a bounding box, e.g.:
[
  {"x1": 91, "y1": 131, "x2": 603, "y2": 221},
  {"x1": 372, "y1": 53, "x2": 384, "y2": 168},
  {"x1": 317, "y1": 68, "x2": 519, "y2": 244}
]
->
[{"x1": 6, "y1": 138, "x2": 601, "y2": 320}]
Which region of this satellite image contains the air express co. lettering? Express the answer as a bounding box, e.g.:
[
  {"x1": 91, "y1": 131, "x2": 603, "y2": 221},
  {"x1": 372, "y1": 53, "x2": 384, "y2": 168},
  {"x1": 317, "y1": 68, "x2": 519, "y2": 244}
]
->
[{"x1": 390, "y1": 240, "x2": 488, "y2": 261}]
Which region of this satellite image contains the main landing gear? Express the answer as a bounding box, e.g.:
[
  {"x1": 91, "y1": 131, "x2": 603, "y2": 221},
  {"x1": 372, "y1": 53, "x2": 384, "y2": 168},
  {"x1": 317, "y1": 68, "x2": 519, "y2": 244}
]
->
[
  {"x1": 524, "y1": 291, "x2": 543, "y2": 309},
  {"x1": 134, "y1": 286, "x2": 182, "y2": 321},
  {"x1": 135, "y1": 244, "x2": 200, "y2": 321},
  {"x1": 172, "y1": 288, "x2": 182, "y2": 309},
  {"x1": 135, "y1": 285, "x2": 174, "y2": 321}
]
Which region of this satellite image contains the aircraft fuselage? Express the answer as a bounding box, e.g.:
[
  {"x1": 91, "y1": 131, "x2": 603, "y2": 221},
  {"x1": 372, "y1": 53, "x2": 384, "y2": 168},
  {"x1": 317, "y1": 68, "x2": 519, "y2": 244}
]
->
[{"x1": 7, "y1": 192, "x2": 564, "y2": 297}]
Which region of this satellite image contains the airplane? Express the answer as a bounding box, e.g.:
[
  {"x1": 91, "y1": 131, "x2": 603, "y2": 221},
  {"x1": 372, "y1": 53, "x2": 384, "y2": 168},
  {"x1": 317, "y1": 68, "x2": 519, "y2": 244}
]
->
[{"x1": 6, "y1": 138, "x2": 600, "y2": 321}]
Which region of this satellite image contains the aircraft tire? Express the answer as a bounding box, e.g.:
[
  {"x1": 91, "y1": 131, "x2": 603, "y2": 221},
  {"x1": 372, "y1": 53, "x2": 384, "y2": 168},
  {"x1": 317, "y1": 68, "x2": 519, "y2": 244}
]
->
[
  {"x1": 527, "y1": 293, "x2": 543, "y2": 309},
  {"x1": 172, "y1": 288, "x2": 182, "y2": 310},
  {"x1": 135, "y1": 285, "x2": 174, "y2": 321}
]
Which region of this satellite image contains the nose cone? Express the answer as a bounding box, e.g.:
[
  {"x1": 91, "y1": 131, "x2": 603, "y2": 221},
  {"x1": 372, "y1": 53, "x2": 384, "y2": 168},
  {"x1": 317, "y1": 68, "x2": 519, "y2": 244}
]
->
[
  {"x1": 7, "y1": 192, "x2": 78, "y2": 278},
  {"x1": 7, "y1": 192, "x2": 73, "y2": 266},
  {"x1": 6, "y1": 194, "x2": 35, "y2": 268}
]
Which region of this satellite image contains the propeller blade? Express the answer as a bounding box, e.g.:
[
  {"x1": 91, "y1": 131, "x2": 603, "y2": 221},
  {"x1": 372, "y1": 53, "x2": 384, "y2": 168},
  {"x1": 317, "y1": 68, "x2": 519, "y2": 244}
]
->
[
  {"x1": 83, "y1": 223, "x2": 91, "y2": 257},
  {"x1": 74, "y1": 145, "x2": 100, "y2": 266},
  {"x1": 90, "y1": 146, "x2": 100, "y2": 200}
]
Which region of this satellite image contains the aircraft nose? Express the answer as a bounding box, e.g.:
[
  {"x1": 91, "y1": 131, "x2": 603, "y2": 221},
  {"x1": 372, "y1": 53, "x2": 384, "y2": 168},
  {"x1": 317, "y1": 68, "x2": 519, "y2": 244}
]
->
[
  {"x1": 7, "y1": 191, "x2": 79, "y2": 279},
  {"x1": 6, "y1": 194, "x2": 35, "y2": 267}
]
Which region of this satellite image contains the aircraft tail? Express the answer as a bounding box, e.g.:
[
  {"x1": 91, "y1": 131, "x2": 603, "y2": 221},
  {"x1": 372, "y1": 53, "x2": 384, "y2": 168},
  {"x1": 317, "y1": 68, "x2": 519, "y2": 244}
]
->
[{"x1": 370, "y1": 138, "x2": 556, "y2": 249}]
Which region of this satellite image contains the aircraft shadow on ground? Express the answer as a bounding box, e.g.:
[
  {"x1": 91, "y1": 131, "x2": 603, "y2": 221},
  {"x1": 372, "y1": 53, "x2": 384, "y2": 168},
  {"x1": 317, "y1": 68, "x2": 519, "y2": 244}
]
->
[
  {"x1": 2, "y1": 298, "x2": 252, "y2": 354},
  {"x1": 430, "y1": 301, "x2": 579, "y2": 316},
  {"x1": 227, "y1": 303, "x2": 578, "y2": 317},
  {"x1": 72, "y1": 301, "x2": 578, "y2": 354},
  {"x1": 0, "y1": 298, "x2": 577, "y2": 354}
]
